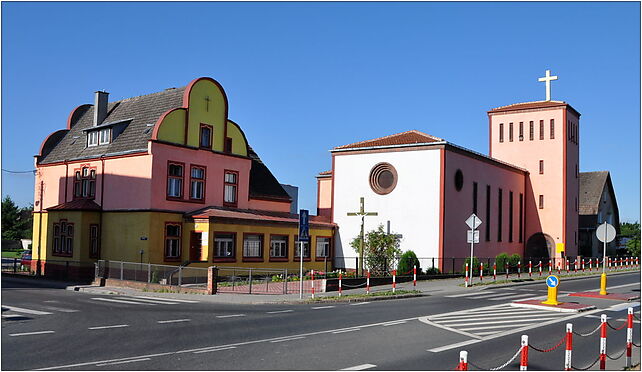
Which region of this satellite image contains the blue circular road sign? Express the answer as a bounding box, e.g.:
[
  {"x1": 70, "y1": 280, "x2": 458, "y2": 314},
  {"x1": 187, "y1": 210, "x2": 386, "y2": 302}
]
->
[{"x1": 546, "y1": 275, "x2": 559, "y2": 288}]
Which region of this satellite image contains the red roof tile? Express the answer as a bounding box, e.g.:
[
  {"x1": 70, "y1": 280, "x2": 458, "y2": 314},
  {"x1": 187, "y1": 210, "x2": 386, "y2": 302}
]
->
[
  {"x1": 488, "y1": 100, "x2": 580, "y2": 116},
  {"x1": 317, "y1": 170, "x2": 332, "y2": 177},
  {"x1": 47, "y1": 199, "x2": 102, "y2": 211},
  {"x1": 334, "y1": 130, "x2": 443, "y2": 150},
  {"x1": 187, "y1": 206, "x2": 335, "y2": 228}
]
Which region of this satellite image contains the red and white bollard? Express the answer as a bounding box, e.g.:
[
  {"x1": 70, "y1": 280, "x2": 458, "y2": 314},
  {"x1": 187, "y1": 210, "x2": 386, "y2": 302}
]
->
[
  {"x1": 548, "y1": 261, "x2": 552, "y2": 275},
  {"x1": 480, "y1": 263, "x2": 483, "y2": 282},
  {"x1": 465, "y1": 263, "x2": 469, "y2": 287},
  {"x1": 565, "y1": 323, "x2": 573, "y2": 371},
  {"x1": 566, "y1": 260, "x2": 570, "y2": 274},
  {"x1": 589, "y1": 258, "x2": 593, "y2": 271},
  {"x1": 311, "y1": 270, "x2": 315, "y2": 298},
  {"x1": 520, "y1": 335, "x2": 529, "y2": 371},
  {"x1": 582, "y1": 258, "x2": 585, "y2": 272},
  {"x1": 528, "y1": 261, "x2": 532, "y2": 278},
  {"x1": 338, "y1": 272, "x2": 343, "y2": 297},
  {"x1": 626, "y1": 257, "x2": 629, "y2": 269},
  {"x1": 366, "y1": 270, "x2": 371, "y2": 294},
  {"x1": 600, "y1": 314, "x2": 607, "y2": 370},
  {"x1": 539, "y1": 261, "x2": 542, "y2": 277},
  {"x1": 557, "y1": 262, "x2": 561, "y2": 275},
  {"x1": 506, "y1": 264, "x2": 510, "y2": 279},
  {"x1": 574, "y1": 259, "x2": 578, "y2": 274},
  {"x1": 392, "y1": 270, "x2": 396, "y2": 293},
  {"x1": 413, "y1": 266, "x2": 417, "y2": 287},
  {"x1": 626, "y1": 307, "x2": 634, "y2": 367},
  {"x1": 458, "y1": 350, "x2": 468, "y2": 371},
  {"x1": 493, "y1": 263, "x2": 497, "y2": 281},
  {"x1": 518, "y1": 261, "x2": 521, "y2": 278}
]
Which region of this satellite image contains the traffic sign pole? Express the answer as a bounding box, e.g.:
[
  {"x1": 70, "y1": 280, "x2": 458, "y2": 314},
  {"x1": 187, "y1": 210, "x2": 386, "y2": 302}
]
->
[{"x1": 542, "y1": 275, "x2": 560, "y2": 305}]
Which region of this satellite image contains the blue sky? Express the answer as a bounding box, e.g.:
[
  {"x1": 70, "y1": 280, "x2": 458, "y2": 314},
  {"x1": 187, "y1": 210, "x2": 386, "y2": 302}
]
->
[{"x1": 2, "y1": 2, "x2": 640, "y2": 222}]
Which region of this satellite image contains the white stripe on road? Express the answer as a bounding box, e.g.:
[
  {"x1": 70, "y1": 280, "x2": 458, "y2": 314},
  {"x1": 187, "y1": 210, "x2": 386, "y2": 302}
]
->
[
  {"x1": 349, "y1": 302, "x2": 370, "y2": 306},
  {"x1": 428, "y1": 339, "x2": 482, "y2": 353},
  {"x1": 441, "y1": 316, "x2": 560, "y2": 328},
  {"x1": 216, "y1": 314, "x2": 245, "y2": 318},
  {"x1": 130, "y1": 296, "x2": 199, "y2": 303},
  {"x1": 487, "y1": 293, "x2": 541, "y2": 301},
  {"x1": 95, "y1": 358, "x2": 151, "y2": 367},
  {"x1": 157, "y1": 319, "x2": 191, "y2": 324},
  {"x1": 584, "y1": 315, "x2": 611, "y2": 320},
  {"x1": 474, "y1": 330, "x2": 503, "y2": 336},
  {"x1": 445, "y1": 292, "x2": 494, "y2": 298},
  {"x1": 332, "y1": 328, "x2": 361, "y2": 334},
  {"x1": 91, "y1": 298, "x2": 155, "y2": 305},
  {"x1": 341, "y1": 363, "x2": 377, "y2": 370},
  {"x1": 9, "y1": 331, "x2": 55, "y2": 337},
  {"x1": 40, "y1": 306, "x2": 79, "y2": 313},
  {"x1": 312, "y1": 306, "x2": 335, "y2": 310},
  {"x1": 608, "y1": 302, "x2": 640, "y2": 312},
  {"x1": 383, "y1": 321, "x2": 407, "y2": 327},
  {"x1": 88, "y1": 324, "x2": 129, "y2": 330},
  {"x1": 192, "y1": 347, "x2": 236, "y2": 354},
  {"x1": 468, "y1": 292, "x2": 526, "y2": 299},
  {"x1": 266, "y1": 310, "x2": 294, "y2": 314},
  {"x1": 116, "y1": 297, "x2": 179, "y2": 305},
  {"x1": 2, "y1": 306, "x2": 53, "y2": 315},
  {"x1": 437, "y1": 312, "x2": 562, "y2": 323},
  {"x1": 270, "y1": 336, "x2": 305, "y2": 343},
  {"x1": 460, "y1": 322, "x2": 549, "y2": 331},
  {"x1": 2, "y1": 314, "x2": 26, "y2": 319},
  {"x1": 431, "y1": 308, "x2": 538, "y2": 319}
]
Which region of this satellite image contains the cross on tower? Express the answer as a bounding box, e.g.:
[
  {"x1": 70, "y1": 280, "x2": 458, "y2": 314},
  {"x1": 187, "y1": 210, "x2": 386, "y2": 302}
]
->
[
  {"x1": 347, "y1": 197, "x2": 378, "y2": 276},
  {"x1": 204, "y1": 95, "x2": 210, "y2": 111},
  {"x1": 538, "y1": 70, "x2": 558, "y2": 101}
]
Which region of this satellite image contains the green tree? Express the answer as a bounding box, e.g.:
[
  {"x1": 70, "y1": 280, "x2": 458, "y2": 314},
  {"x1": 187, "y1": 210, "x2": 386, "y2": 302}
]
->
[
  {"x1": 620, "y1": 222, "x2": 640, "y2": 257},
  {"x1": 350, "y1": 224, "x2": 401, "y2": 276},
  {"x1": 398, "y1": 250, "x2": 421, "y2": 275},
  {"x1": 1, "y1": 196, "x2": 32, "y2": 241}
]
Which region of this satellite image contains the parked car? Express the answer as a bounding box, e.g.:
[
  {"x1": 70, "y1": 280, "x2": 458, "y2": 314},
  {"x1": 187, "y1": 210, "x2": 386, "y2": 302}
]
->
[{"x1": 20, "y1": 250, "x2": 31, "y2": 270}]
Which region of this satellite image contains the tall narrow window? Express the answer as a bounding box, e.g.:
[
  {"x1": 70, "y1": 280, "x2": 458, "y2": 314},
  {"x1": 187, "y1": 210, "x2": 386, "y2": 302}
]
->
[
  {"x1": 518, "y1": 193, "x2": 523, "y2": 243},
  {"x1": 316, "y1": 237, "x2": 331, "y2": 259},
  {"x1": 190, "y1": 166, "x2": 206, "y2": 201},
  {"x1": 509, "y1": 123, "x2": 514, "y2": 142},
  {"x1": 214, "y1": 233, "x2": 235, "y2": 260},
  {"x1": 499, "y1": 123, "x2": 504, "y2": 143},
  {"x1": 539, "y1": 120, "x2": 545, "y2": 140},
  {"x1": 529, "y1": 121, "x2": 534, "y2": 141},
  {"x1": 567, "y1": 120, "x2": 571, "y2": 142},
  {"x1": 89, "y1": 224, "x2": 100, "y2": 258},
  {"x1": 224, "y1": 171, "x2": 238, "y2": 206},
  {"x1": 485, "y1": 185, "x2": 491, "y2": 241},
  {"x1": 539, "y1": 195, "x2": 544, "y2": 209},
  {"x1": 550, "y1": 119, "x2": 555, "y2": 139},
  {"x1": 508, "y1": 191, "x2": 513, "y2": 242},
  {"x1": 165, "y1": 224, "x2": 181, "y2": 259},
  {"x1": 497, "y1": 189, "x2": 503, "y2": 242},
  {"x1": 518, "y1": 122, "x2": 524, "y2": 141},
  {"x1": 472, "y1": 182, "x2": 478, "y2": 214},
  {"x1": 53, "y1": 223, "x2": 61, "y2": 254},
  {"x1": 87, "y1": 131, "x2": 99, "y2": 147},
  {"x1": 99, "y1": 128, "x2": 111, "y2": 145},
  {"x1": 167, "y1": 162, "x2": 184, "y2": 199},
  {"x1": 539, "y1": 160, "x2": 544, "y2": 174},
  {"x1": 52, "y1": 221, "x2": 72, "y2": 256},
  {"x1": 224, "y1": 137, "x2": 233, "y2": 153},
  {"x1": 243, "y1": 234, "x2": 263, "y2": 259},
  {"x1": 199, "y1": 124, "x2": 212, "y2": 148}
]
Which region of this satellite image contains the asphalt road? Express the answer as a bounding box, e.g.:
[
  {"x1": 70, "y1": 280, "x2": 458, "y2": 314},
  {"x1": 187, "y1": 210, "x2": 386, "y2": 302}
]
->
[{"x1": 2, "y1": 272, "x2": 640, "y2": 370}]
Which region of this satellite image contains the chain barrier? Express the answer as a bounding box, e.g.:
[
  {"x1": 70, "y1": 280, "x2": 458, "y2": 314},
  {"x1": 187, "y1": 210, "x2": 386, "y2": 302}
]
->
[
  {"x1": 606, "y1": 348, "x2": 627, "y2": 360},
  {"x1": 632, "y1": 341, "x2": 641, "y2": 348},
  {"x1": 571, "y1": 356, "x2": 601, "y2": 371},
  {"x1": 633, "y1": 313, "x2": 641, "y2": 322},
  {"x1": 607, "y1": 320, "x2": 628, "y2": 331},
  {"x1": 529, "y1": 334, "x2": 566, "y2": 353},
  {"x1": 341, "y1": 282, "x2": 367, "y2": 288},
  {"x1": 467, "y1": 361, "x2": 486, "y2": 370},
  {"x1": 573, "y1": 324, "x2": 601, "y2": 337},
  {"x1": 464, "y1": 347, "x2": 523, "y2": 371}
]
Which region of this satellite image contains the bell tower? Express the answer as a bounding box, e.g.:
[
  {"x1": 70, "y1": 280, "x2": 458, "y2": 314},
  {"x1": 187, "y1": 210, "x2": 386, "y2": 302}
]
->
[{"x1": 488, "y1": 71, "x2": 579, "y2": 260}]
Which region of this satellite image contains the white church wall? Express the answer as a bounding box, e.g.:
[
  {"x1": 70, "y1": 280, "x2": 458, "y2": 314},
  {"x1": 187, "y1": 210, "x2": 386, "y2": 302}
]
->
[{"x1": 332, "y1": 148, "x2": 442, "y2": 270}]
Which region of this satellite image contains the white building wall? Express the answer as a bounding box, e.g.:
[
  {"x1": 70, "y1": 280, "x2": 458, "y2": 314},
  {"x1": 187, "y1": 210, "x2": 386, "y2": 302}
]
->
[{"x1": 332, "y1": 149, "x2": 442, "y2": 269}]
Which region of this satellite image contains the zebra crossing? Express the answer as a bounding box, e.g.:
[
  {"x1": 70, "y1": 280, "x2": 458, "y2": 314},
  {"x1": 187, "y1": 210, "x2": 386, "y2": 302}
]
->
[
  {"x1": 89, "y1": 295, "x2": 199, "y2": 306},
  {"x1": 422, "y1": 303, "x2": 571, "y2": 339},
  {"x1": 444, "y1": 289, "x2": 542, "y2": 302}
]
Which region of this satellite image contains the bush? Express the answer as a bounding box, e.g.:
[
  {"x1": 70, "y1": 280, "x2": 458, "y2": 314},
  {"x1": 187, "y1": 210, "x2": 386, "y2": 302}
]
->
[
  {"x1": 398, "y1": 250, "x2": 421, "y2": 275},
  {"x1": 509, "y1": 253, "x2": 521, "y2": 269},
  {"x1": 424, "y1": 267, "x2": 441, "y2": 275},
  {"x1": 496, "y1": 253, "x2": 509, "y2": 272},
  {"x1": 463, "y1": 257, "x2": 480, "y2": 275}
]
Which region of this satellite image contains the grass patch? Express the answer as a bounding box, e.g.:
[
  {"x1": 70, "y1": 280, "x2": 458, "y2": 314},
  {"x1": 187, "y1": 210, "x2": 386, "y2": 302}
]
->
[
  {"x1": 307, "y1": 289, "x2": 421, "y2": 302},
  {"x1": 1, "y1": 251, "x2": 22, "y2": 258}
]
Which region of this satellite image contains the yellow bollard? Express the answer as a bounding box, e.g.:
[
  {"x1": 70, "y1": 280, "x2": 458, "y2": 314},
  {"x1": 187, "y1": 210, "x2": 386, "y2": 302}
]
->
[
  {"x1": 599, "y1": 273, "x2": 608, "y2": 295},
  {"x1": 542, "y1": 275, "x2": 561, "y2": 305}
]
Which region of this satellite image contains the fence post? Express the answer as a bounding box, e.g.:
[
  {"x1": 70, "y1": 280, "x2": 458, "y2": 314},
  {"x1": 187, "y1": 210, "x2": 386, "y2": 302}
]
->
[
  {"x1": 366, "y1": 270, "x2": 370, "y2": 294},
  {"x1": 626, "y1": 307, "x2": 633, "y2": 367},
  {"x1": 178, "y1": 266, "x2": 182, "y2": 286},
  {"x1": 283, "y1": 269, "x2": 288, "y2": 294},
  {"x1": 480, "y1": 263, "x2": 483, "y2": 282},
  {"x1": 13, "y1": 258, "x2": 17, "y2": 273},
  {"x1": 458, "y1": 350, "x2": 468, "y2": 371},
  {"x1": 207, "y1": 266, "x2": 218, "y2": 295},
  {"x1": 520, "y1": 335, "x2": 529, "y2": 371},
  {"x1": 565, "y1": 323, "x2": 573, "y2": 371},
  {"x1": 392, "y1": 269, "x2": 396, "y2": 293},
  {"x1": 465, "y1": 263, "x2": 469, "y2": 287},
  {"x1": 120, "y1": 261, "x2": 123, "y2": 280},
  {"x1": 528, "y1": 261, "x2": 532, "y2": 278},
  {"x1": 600, "y1": 314, "x2": 607, "y2": 370},
  {"x1": 249, "y1": 268, "x2": 253, "y2": 294},
  {"x1": 311, "y1": 270, "x2": 315, "y2": 298},
  {"x1": 148, "y1": 263, "x2": 151, "y2": 283},
  {"x1": 339, "y1": 272, "x2": 342, "y2": 296},
  {"x1": 539, "y1": 261, "x2": 542, "y2": 277},
  {"x1": 413, "y1": 266, "x2": 417, "y2": 287},
  {"x1": 517, "y1": 261, "x2": 521, "y2": 278},
  {"x1": 493, "y1": 263, "x2": 497, "y2": 281},
  {"x1": 432, "y1": 257, "x2": 435, "y2": 271}
]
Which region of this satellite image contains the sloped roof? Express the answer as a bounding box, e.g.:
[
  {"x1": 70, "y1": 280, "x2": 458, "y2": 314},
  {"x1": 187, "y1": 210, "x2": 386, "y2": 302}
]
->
[
  {"x1": 39, "y1": 87, "x2": 186, "y2": 164},
  {"x1": 186, "y1": 206, "x2": 335, "y2": 227},
  {"x1": 47, "y1": 199, "x2": 102, "y2": 211},
  {"x1": 579, "y1": 171, "x2": 610, "y2": 215},
  {"x1": 488, "y1": 100, "x2": 580, "y2": 116},
  {"x1": 248, "y1": 147, "x2": 291, "y2": 201},
  {"x1": 333, "y1": 130, "x2": 443, "y2": 150}
]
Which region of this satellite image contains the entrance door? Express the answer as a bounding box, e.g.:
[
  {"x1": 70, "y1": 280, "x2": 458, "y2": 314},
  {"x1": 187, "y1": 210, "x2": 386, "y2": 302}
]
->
[{"x1": 190, "y1": 232, "x2": 202, "y2": 261}]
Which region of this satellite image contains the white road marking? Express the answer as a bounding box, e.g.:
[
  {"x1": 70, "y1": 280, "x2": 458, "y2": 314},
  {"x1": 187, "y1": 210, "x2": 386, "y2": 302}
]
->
[
  {"x1": 460, "y1": 323, "x2": 546, "y2": 331},
  {"x1": 216, "y1": 314, "x2": 245, "y2": 318},
  {"x1": 474, "y1": 330, "x2": 503, "y2": 336},
  {"x1": 437, "y1": 312, "x2": 561, "y2": 323},
  {"x1": 608, "y1": 302, "x2": 640, "y2": 312},
  {"x1": 266, "y1": 310, "x2": 294, "y2": 314},
  {"x1": 419, "y1": 317, "x2": 483, "y2": 340},
  {"x1": 350, "y1": 302, "x2": 370, "y2": 306},
  {"x1": 270, "y1": 336, "x2": 305, "y2": 343},
  {"x1": 95, "y1": 358, "x2": 151, "y2": 366},
  {"x1": 585, "y1": 314, "x2": 611, "y2": 320},
  {"x1": 431, "y1": 308, "x2": 547, "y2": 319},
  {"x1": 468, "y1": 292, "x2": 523, "y2": 299},
  {"x1": 446, "y1": 316, "x2": 560, "y2": 328},
  {"x1": 91, "y1": 297, "x2": 155, "y2": 305},
  {"x1": 39, "y1": 306, "x2": 79, "y2": 313},
  {"x1": 487, "y1": 293, "x2": 541, "y2": 301},
  {"x1": 88, "y1": 324, "x2": 129, "y2": 330},
  {"x1": 157, "y1": 319, "x2": 191, "y2": 324},
  {"x1": 445, "y1": 292, "x2": 492, "y2": 298},
  {"x1": 2, "y1": 314, "x2": 26, "y2": 319},
  {"x1": 2, "y1": 306, "x2": 53, "y2": 315},
  {"x1": 130, "y1": 296, "x2": 199, "y2": 303},
  {"x1": 332, "y1": 328, "x2": 361, "y2": 334},
  {"x1": 9, "y1": 331, "x2": 55, "y2": 337},
  {"x1": 341, "y1": 363, "x2": 377, "y2": 370},
  {"x1": 382, "y1": 321, "x2": 407, "y2": 327},
  {"x1": 192, "y1": 346, "x2": 236, "y2": 354},
  {"x1": 116, "y1": 297, "x2": 179, "y2": 305},
  {"x1": 312, "y1": 306, "x2": 335, "y2": 310}
]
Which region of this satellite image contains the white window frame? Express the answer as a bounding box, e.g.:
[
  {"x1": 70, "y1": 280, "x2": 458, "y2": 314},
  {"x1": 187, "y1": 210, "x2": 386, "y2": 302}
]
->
[
  {"x1": 243, "y1": 234, "x2": 262, "y2": 258},
  {"x1": 88, "y1": 131, "x2": 99, "y2": 147},
  {"x1": 270, "y1": 236, "x2": 288, "y2": 258},
  {"x1": 316, "y1": 237, "x2": 330, "y2": 258},
  {"x1": 215, "y1": 234, "x2": 235, "y2": 258},
  {"x1": 294, "y1": 236, "x2": 310, "y2": 258},
  {"x1": 99, "y1": 128, "x2": 111, "y2": 145}
]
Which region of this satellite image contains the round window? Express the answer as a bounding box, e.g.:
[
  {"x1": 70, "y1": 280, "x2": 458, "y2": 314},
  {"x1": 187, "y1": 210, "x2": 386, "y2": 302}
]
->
[
  {"x1": 369, "y1": 163, "x2": 398, "y2": 195},
  {"x1": 454, "y1": 169, "x2": 464, "y2": 191}
]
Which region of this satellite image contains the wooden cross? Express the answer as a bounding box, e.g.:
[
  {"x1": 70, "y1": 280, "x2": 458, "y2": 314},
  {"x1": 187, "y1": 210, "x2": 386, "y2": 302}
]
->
[
  {"x1": 538, "y1": 70, "x2": 558, "y2": 101},
  {"x1": 204, "y1": 95, "x2": 210, "y2": 111},
  {"x1": 347, "y1": 197, "x2": 378, "y2": 276}
]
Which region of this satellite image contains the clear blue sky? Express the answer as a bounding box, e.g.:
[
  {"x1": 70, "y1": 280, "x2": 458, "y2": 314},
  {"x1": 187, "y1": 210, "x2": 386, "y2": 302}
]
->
[{"x1": 2, "y1": 2, "x2": 640, "y2": 222}]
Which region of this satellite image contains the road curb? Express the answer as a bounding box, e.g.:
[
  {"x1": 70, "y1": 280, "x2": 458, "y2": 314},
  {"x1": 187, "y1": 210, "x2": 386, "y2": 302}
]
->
[
  {"x1": 465, "y1": 270, "x2": 640, "y2": 290},
  {"x1": 291, "y1": 293, "x2": 426, "y2": 305}
]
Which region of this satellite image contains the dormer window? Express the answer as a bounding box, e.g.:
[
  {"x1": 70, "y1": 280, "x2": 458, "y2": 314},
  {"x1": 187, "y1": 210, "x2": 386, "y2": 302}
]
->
[
  {"x1": 99, "y1": 128, "x2": 111, "y2": 144},
  {"x1": 88, "y1": 131, "x2": 99, "y2": 147},
  {"x1": 87, "y1": 128, "x2": 111, "y2": 147}
]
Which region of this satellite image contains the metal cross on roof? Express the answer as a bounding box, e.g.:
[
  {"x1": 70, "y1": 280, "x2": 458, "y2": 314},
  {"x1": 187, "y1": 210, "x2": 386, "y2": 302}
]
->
[
  {"x1": 204, "y1": 95, "x2": 210, "y2": 111},
  {"x1": 347, "y1": 197, "x2": 378, "y2": 276},
  {"x1": 538, "y1": 70, "x2": 558, "y2": 101}
]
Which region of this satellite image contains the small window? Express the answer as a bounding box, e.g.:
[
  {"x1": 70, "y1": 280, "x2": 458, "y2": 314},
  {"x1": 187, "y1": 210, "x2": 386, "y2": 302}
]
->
[
  {"x1": 316, "y1": 237, "x2": 331, "y2": 258},
  {"x1": 99, "y1": 128, "x2": 111, "y2": 145},
  {"x1": 509, "y1": 123, "x2": 514, "y2": 142},
  {"x1": 294, "y1": 236, "x2": 310, "y2": 259},
  {"x1": 243, "y1": 234, "x2": 263, "y2": 258},
  {"x1": 199, "y1": 124, "x2": 212, "y2": 148},
  {"x1": 539, "y1": 195, "x2": 544, "y2": 209},
  {"x1": 539, "y1": 120, "x2": 544, "y2": 140},
  {"x1": 167, "y1": 162, "x2": 184, "y2": 199},
  {"x1": 499, "y1": 123, "x2": 504, "y2": 143},
  {"x1": 224, "y1": 171, "x2": 238, "y2": 206},
  {"x1": 454, "y1": 169, "x2": 464, "y2": 191},
  {"x1": 539, "y1": 160, "x2": 544, "y2": 175},
  {"x1": 550, "y1": 119, "x2": 555, "y2": 139},
  {"x1": 215, "y1": 233, "x2": 235, "y2": 259},
  {"x1": 53, "y1": 220, "x2": 73, "y2": 257},
  {"x1": 270, "y1": 236, "x2": 288, "y2": 259},
  {"x1": 74, "y1": 167, "x2": 96, "y2": 199},
  {"x1": 190, "y1": 166, "x2": 205, "y2": 201},
  {"x1": 88, "y1": 131, "x2": 99, "y2": 147},
  {"x1": 518, "y1": 122, "x2": 523, "y2": 141},
  {"x1": 224, "y1": 137, "x2": 233, "y2": 153},
  {"x1": 89, "y1": 224, "x2": 100, "y2": 258},
  {"x1": 165, "y1": 224, "x2": 181, "y2": 259},
  {"x1": 529, "y1": 121, "x2": 534, "y2": 141}
]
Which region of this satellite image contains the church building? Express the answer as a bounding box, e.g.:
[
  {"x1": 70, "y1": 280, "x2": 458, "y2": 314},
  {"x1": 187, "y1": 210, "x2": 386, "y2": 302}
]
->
[{"x1": 318, "y1": 71, "x2": 589, "y2": 272}]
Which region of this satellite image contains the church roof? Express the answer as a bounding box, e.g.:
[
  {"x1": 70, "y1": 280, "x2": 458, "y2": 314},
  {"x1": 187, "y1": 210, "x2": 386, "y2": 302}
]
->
[
  {"x1": 579, "y1": 171, "x2": 615, "y2": 215},
  {"x1": 488, "y1": 100, "x2": 580, "y2": 116},
  {"x1": 333, "y1": 130, "x2": 443, "y2": 151}
]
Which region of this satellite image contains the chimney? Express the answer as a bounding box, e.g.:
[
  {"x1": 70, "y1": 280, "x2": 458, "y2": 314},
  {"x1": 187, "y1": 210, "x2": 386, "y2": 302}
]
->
[{"x1": 94, "y1": 91, "x2": 109, "y2": 126}]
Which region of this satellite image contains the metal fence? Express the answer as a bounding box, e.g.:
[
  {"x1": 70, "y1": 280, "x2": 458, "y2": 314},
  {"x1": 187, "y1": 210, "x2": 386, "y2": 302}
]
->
[
  {"x1": 1, "y1": 257, "x2": 30, "y2": 274},
  {"x1": 97, "y1": 260, "x2": 208, "y2": 288},
  {"x1": 215, "y1": 266, "x2": 325, "y2": 294}
]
